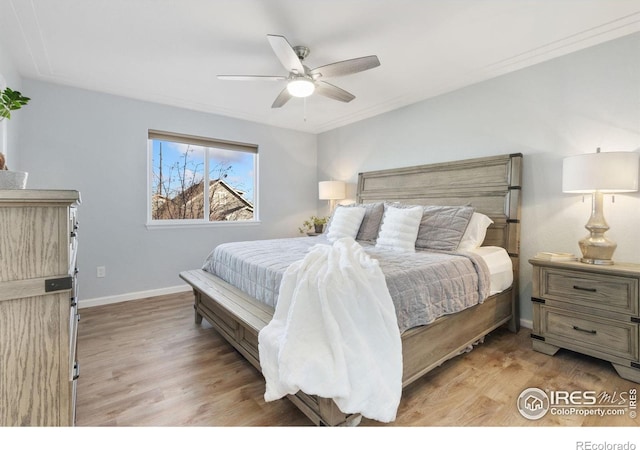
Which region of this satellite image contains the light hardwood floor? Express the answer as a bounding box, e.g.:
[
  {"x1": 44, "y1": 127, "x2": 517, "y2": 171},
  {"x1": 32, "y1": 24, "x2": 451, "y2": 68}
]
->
[{"x1": 75, "y1": 291, "x2": 639, "y2": 427}]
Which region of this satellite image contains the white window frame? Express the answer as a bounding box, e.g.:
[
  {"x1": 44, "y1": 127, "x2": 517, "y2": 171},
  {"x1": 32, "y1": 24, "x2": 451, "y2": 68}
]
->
[{"x1": 146, "y1": 130, "x2": 259, "y2": 229}]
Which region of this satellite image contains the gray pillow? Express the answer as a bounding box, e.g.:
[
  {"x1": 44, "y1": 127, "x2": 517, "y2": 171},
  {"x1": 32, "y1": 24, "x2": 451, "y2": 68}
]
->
[
  {"x1": 355, "y1": 202, "x2": 384, "y2": 242},
  {"x1": 326, "y1": 202, "x2": 384, "y2": 242},
  {"x1": 415, "y1": 205, "x2": 475, "y2": 251},
  {"x1": 383, "y1": 202, "x2": 475, "y2": 251}
]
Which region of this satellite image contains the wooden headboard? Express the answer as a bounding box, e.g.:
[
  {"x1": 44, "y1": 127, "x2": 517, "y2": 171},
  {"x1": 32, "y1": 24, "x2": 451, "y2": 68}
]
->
[{"x1": 356, "y1": 153, "x2": 523, "y2": 260}]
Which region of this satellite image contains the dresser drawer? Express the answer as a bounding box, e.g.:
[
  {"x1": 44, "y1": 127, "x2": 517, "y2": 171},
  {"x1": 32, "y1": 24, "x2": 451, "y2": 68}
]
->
[
  {"x1": 540, "y1": 306, "x2": 639, "y2": 361},
  {"x1": 540, "y1": 267, "x2": 638, "y2": 315}
]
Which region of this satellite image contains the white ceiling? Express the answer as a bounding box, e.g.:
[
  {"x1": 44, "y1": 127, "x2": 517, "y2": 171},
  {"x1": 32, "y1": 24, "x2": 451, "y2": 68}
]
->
[{"x1": 1, "y1": 0, "x2": 640, "y2": 134}]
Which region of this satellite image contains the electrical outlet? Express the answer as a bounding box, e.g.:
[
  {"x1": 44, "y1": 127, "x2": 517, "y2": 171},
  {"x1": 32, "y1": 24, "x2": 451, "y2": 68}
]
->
[{"x1": 96, "y1": 266, "x2": 106, "y2": 278}]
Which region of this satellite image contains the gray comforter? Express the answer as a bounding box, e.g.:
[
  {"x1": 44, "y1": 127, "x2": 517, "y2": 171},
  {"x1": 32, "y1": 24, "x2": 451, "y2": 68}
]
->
[{"x1": 202, "y1": 235, "x2": 490, "y2": 333}]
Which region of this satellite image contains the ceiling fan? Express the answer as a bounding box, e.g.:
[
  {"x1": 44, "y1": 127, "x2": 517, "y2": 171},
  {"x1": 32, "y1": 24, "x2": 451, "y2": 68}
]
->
[{"x1": 217, "y1": 34, "x2": 380, "y2": 108}]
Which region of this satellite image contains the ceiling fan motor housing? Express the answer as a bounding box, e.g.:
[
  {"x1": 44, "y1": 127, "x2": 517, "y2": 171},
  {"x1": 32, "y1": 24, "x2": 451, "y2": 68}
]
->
[{"x1": 293, "y1": 46, "x2": 310, "y2": 61}]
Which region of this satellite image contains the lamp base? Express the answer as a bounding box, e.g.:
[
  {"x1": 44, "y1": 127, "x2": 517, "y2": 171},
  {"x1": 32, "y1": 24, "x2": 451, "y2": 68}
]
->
[
  {"x1": 577, "y1": 190, "x2": 616, "y2": 265},
  {"x1": 578, "y1": 235, "x2": 616, "y2": 265}
]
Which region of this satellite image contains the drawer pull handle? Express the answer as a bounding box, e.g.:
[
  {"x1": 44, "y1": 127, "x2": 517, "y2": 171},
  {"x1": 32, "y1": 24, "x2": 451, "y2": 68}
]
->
[
  {"x1": 573, "y1": 285, "x2": 597, "y2": 293},
  {"x1": 573, "y1": 325, "x2": 597, "y2": 335}
]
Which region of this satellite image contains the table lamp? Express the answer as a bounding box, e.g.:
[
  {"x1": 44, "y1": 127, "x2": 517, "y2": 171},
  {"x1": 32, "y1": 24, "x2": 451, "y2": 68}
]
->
[
  {"x1": 562, "y1": 149, "x2": 639, "y2": 265},
  {"x1": 319, "y1": 180, "x2": 346, "y2": 214}
]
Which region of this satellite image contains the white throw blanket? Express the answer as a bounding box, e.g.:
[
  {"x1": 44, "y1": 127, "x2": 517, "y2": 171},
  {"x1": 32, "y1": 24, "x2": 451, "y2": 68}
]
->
[{"x1": 258, "y1": 237, "x2": 402, "y2": 423}]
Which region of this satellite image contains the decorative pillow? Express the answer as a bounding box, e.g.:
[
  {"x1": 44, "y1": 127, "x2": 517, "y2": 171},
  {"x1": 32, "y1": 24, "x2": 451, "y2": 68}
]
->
[
  {"x1": 354, "y1": 202, "x2": 384, "y2": 241},
  {"x1": 415, "y1": 205, "x2": 475, "y2": 251},
  {"x1": 326, "y1": 206, "x2": 366, "y2": 242},
  {"x1": 375, "y1": 205, "x2": 423, "y2": 252},
  {"x1": 457, "y1": 212, "x2": 494, "y2": 251}
]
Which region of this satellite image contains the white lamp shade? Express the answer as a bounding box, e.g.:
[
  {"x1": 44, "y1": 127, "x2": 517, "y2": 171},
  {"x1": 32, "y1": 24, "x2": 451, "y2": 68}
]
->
[
  {"x1": 562, "y1": 151, "x2": 639, "y2": 193},
  {"x1": 319, "y1": 180, "x2": 346, "y2": 200}
]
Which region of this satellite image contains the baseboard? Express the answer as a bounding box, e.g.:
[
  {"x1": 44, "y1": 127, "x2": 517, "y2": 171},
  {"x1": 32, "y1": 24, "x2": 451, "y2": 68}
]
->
[
  {"x1": 79, "y1": 284, "x2": 192, "y2": 309},
  {"x1": 520, "y1": 318, "x2": 533, "y2": 330}
]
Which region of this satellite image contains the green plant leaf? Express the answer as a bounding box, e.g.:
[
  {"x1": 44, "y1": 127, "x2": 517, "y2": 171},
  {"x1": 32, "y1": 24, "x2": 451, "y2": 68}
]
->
[{"x1": 0, "y1": 87, "x2": 30, "y2": 120}]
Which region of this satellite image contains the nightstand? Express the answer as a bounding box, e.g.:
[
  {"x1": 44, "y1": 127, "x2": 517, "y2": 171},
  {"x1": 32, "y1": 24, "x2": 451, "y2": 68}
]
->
[{"x1": 529, "y1": 258, "x2": 640, "y2": 384}]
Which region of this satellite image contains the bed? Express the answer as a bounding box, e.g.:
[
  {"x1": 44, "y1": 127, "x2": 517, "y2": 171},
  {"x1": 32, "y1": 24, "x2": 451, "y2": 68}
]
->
[{"x1": 179, "y1": 152, "x2": 523, "y2": 426}]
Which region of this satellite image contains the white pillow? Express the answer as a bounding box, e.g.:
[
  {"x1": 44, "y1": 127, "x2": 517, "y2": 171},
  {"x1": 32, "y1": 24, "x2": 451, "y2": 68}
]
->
[
  {"x1": 326, "y1": 206, "x2": 366, "y2": 242},
  {"x1": 375, "y1": 206, "x2": 423, "y2": 252},
  {"x1": 457, "y1": 212, "x2": 494, "y2": 251}
]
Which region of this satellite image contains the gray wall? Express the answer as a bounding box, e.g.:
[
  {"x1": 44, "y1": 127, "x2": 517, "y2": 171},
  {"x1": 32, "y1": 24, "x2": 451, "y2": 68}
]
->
[
  {"x1": 17, "y1": 80, "x2": 317, "y2": 303},
  {"x1": 0, "y1": 39, "x2": 23, "y2": 168},
  {"x1": 317, "y1": 32, "x2": 640, "y2": 325}
]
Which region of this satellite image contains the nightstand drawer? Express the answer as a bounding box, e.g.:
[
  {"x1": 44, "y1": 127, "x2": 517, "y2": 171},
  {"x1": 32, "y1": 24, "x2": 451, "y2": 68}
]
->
[
  {"x1": 541, "y1": 306, "x2": 639, "y2": 361},
  {"x1": 541, "y1": 267, "x2": 638, "y2": 315}
]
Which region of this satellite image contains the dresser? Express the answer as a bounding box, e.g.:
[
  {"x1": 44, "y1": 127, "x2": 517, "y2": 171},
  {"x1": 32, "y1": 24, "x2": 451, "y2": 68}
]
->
[
  {"x1": 530, "y1": 258, "x2": 640, "y2": 384},
  {"x1": 0, "y1": 190, "x2": 81, "y2": 426}
]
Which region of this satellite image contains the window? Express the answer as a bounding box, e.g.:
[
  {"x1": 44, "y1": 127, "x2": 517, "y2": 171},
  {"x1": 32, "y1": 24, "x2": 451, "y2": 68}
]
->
[{"x1": 148, "y1": 130, "x2": 258, "y2": 225}]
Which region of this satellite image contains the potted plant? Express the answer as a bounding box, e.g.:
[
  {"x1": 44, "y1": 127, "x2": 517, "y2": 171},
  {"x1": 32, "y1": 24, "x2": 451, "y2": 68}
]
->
[
  {"x1": 298, "y1": 215, "x2": 328, "y2": 234},
  {"x1": 1, "y1": 87, "x2": 30, "y2": 120},
  {"x1": 0, "y1": 86, "x2": 30, "y2": 189}
]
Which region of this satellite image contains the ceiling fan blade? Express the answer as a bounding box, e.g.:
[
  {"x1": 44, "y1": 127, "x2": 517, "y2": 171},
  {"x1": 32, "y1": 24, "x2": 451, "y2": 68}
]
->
[
  {"x1": 267, "y1": 34, "x2": 305, "y2": 74},
  {"x1": 309, "y1": 55, "x2": 380, "y2": 79},
  {"x1": 217, "y1": 75, "x2": 287, "y2": 81},
  {"x1": 315, "y1": 81, "x2": 355, "y2": 103},
  {"x1": 271, "y1": 87, "x2": 293, "y2": 108}
]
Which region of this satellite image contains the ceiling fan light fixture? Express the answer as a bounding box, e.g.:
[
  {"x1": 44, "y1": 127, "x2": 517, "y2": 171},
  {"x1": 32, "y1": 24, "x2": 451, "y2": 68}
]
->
[{"x1": 287, "y1": 77, "x2": 315, "y2": 98}]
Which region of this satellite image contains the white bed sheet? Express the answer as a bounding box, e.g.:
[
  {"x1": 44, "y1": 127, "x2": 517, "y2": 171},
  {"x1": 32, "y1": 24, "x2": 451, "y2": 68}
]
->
[{"x1": 469, "y1": 246, "x2": 513, "y2": 295}]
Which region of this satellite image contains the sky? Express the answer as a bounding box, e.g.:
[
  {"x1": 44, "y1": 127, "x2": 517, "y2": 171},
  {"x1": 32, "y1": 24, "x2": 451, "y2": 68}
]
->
[{"x1": 151, "y1": 139, "x2": 256, "y2": 203}]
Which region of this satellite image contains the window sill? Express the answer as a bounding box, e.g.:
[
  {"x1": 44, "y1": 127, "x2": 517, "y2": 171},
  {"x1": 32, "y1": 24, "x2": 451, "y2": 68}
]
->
[{"x1": 145, "y1": 220, "x2": 261, "y2": 230}]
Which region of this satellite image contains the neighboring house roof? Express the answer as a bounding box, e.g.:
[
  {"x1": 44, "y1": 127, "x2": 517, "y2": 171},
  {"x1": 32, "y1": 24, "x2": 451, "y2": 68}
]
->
[
  {"x1": 212, "y1": 178, "x2": 254, "y2": 211},
  {"x1": 152, "y1": 178, "x2": 253, "y2": 220}
]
